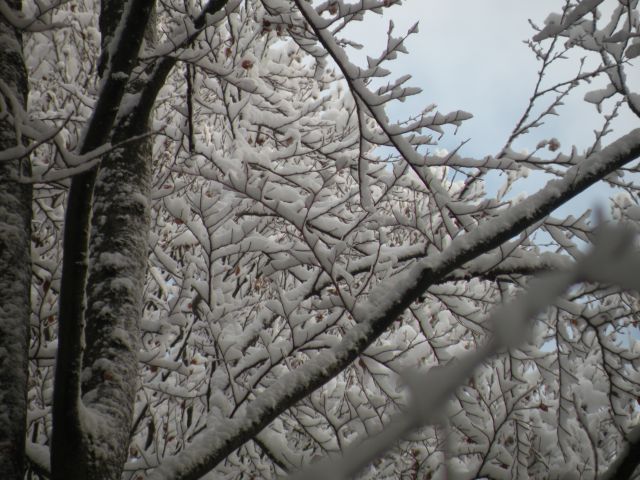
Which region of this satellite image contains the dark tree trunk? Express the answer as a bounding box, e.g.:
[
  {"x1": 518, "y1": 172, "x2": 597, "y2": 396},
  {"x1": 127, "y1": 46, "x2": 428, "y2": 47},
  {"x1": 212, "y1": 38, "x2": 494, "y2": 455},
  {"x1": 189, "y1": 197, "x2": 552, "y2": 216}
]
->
[{"x1": 0, "y1": 2, "x2": 31, "y2": 478}]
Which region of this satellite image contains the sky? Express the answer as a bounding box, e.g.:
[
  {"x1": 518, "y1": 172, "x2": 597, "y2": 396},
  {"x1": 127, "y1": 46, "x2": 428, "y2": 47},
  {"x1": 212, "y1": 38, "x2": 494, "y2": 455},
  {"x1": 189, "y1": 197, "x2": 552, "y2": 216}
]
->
[{"x1": 343, "y1": 0, "x2": 640, "y2": 217}]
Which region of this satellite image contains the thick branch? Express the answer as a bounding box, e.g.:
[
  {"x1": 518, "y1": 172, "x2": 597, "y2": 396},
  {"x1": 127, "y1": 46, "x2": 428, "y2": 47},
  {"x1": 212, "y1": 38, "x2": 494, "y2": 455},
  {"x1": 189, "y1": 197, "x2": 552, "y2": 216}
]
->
[{"x1": 149, "y1": 130, "x2": 640, "y2": 480}]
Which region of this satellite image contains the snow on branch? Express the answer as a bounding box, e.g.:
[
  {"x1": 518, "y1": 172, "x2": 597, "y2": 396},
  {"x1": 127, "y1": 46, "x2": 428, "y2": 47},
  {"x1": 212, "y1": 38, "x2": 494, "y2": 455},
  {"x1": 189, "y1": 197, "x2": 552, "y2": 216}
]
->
[
  {"x1": 148, "y1": 127, "x2": 640, "y2": 480},
  {"x1": 533, "y1": 0, "x2": 606, "y2": 42},
  {"x1": 293, "y1": 0, "x2": 475, "y2": 232},
  {"x1": 287, "y1": 223, "x2": 640, "y2": 480}
]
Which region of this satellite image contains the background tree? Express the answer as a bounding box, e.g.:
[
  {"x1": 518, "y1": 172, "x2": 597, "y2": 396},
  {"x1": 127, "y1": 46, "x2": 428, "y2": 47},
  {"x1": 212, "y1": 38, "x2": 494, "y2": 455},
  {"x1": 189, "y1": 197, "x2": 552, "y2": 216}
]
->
[{"x1": 1, "y1": 0, "x2": 640, "y2": 479}]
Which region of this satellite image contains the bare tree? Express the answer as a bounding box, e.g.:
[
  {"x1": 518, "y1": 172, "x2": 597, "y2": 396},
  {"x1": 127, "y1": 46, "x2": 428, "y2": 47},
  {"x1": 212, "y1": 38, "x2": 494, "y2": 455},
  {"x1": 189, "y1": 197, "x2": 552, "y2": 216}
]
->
[{"x1": 1, "y1": 0, "x2": 640, "y2": 479}]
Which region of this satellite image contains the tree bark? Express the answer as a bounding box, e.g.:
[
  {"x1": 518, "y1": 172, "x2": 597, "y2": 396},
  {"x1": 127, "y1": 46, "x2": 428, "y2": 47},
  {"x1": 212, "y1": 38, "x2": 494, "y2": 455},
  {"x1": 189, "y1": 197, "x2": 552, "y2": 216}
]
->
[
  {"x1": 51, "y1": 0, "x2": 155, "y2": 478},
  {"x1": 0, "y1": 2, "x2": 31, "y2": 478},
  {"x1": 78, "y1": 123, "x2": 152, "y2": 479}
]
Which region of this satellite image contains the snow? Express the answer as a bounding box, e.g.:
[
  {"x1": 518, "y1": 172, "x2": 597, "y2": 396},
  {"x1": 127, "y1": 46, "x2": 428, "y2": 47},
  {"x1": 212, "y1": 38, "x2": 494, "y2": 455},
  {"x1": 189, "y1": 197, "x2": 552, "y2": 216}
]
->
[
  {"x1": 17, "y1": 0, "x2": 640, "y2": 478},
  {"x1": 98, "y1": 251, "x2": 133, "y2": 269},
  {"x1": 154, "y1": 126, "x2": 640, "y2": 478},
  {"x1": 534, "y1": 0, "x2": 606, "y2": 41},
  {"x1": 584, "y1": 84, "x2": 617, "y2": 107},
  {"x1": 26, "y1": 442, "x2": 50, "y2": 473}
]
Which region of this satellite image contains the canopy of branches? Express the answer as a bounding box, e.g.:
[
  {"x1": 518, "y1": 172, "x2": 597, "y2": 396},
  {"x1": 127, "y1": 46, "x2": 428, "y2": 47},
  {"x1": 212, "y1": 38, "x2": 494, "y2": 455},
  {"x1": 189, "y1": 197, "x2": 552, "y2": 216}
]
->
[{"x1": 1, "y1": 0, "x2": 640, "y2": 479}]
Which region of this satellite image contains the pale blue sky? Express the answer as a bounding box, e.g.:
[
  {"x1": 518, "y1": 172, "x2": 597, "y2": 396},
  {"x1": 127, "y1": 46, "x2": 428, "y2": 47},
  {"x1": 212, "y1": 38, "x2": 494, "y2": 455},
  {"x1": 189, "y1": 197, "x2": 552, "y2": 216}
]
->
[{"x1": 345, "y1": 0, "x2": 639, "y2": 216}]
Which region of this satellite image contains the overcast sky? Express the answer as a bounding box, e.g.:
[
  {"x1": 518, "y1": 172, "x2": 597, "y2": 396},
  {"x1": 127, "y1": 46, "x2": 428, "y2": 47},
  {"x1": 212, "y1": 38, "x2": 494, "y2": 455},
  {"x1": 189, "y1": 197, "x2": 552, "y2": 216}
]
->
[{"x1": 343, "y1": 0, "x2": 639, "y2": 216}]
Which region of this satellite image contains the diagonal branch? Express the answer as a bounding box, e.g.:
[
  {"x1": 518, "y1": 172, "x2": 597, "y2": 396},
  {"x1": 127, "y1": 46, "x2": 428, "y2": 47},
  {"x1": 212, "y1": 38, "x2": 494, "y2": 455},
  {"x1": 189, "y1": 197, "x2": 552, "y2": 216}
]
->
[
  {"x1": 288, "y1": 224, "x2": 640, "y2": 480},
  {"x1": 147, "y1": 130, "x2": 640, "y2": 479}
]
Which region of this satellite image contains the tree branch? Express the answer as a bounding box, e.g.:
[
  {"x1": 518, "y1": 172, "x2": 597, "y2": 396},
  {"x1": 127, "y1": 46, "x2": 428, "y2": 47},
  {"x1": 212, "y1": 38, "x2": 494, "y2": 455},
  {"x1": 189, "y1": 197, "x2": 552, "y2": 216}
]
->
[{"x1": 148, "y1": 130, "x2": 640, "y2": 479}]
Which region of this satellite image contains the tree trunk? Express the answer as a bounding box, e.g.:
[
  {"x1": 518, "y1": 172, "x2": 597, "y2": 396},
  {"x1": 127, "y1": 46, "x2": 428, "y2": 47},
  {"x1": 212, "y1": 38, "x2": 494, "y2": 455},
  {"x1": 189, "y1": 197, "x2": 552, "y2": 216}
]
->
[
  {"x1": 0, "y1": 2, "x2": 31, "y2": 478},
  {"x1": 50, "y1": 0, "x2": 155, "y2": 478},
  {"x1": 80, "y1": 130, "x2": 152, "y2": 479}
]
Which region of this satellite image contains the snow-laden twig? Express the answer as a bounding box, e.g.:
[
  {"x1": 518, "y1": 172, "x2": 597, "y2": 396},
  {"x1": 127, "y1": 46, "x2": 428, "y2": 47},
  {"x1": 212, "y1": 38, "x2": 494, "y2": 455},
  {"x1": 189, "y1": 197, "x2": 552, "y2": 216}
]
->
[
  {"x1": 287, "y1": 224, "x2": 640, "y2": 479},
  {"x1": 147, "y1": 126, "x2": 640, "y2": 480}
]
